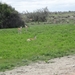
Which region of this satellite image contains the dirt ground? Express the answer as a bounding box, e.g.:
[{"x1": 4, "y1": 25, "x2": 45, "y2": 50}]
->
[{"x1": 0, "y1": 55, "x2": 75, "y2": 75}]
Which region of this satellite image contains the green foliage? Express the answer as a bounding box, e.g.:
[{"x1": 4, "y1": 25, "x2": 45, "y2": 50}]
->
[
  {"x1": 0, "y1": 24, "x2": 75, "y2": 71},
  {"x1": 0, "y1": 2, "x2": 24, "y2": 28}
]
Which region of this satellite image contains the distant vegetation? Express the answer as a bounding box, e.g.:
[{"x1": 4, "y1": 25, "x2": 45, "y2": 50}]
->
[
  {"x1": 22, "y1": 7, "x2": 49, "y2": 23},
  {"x1": 22, "y1": 10, "x2": 75, "y2": 24}
]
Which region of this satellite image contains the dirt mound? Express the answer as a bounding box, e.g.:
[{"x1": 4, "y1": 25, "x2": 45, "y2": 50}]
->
[{"x1": 0, "y1": 55, "x2": 75, "y2": 75}]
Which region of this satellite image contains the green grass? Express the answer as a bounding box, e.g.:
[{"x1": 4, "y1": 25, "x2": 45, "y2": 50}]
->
[{"x1": 0, "y1": 24, "x2": 75, "y2": 71}]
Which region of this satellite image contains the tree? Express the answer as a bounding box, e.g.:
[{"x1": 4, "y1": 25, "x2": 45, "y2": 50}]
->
[
  {"x1": 0, "y1": 2, "x2": 24, "y2": 28},
  {"x1": 24, "y1": 7, "x2": 49, "y2": 23}
]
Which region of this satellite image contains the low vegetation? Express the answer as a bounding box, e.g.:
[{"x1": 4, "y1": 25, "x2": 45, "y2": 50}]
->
[{"x1": 0, "y1": 24, "x2": 75, "y2": 71}]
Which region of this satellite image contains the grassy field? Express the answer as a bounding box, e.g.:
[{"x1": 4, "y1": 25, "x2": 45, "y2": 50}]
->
[{"x1": 0, "y1": 24, "x2": 75, "y2": 71}]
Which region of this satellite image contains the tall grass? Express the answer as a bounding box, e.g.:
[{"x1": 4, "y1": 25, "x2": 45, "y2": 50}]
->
[{"x1": 0, "y1": 24, "x2": 75, "y2": 71}]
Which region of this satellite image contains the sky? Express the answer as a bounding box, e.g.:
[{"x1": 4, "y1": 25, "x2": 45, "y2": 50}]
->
[{"x1": 1, "y1": 0, "x2": 75, "y2": 13}]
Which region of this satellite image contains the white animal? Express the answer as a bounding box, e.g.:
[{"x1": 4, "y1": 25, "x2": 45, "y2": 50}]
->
[
  {"x1": 18, "y1": 26, "x2": 22, "y2": 33},
  {"x1": 27, "y1": 36, "x2": 36, "y2": 42},
  {"x1": 25, "y1": 25, "x2": 28, "y2": 28},
  {"x1": 25, "y1": 25, "x2": 28, "y2": 32}
]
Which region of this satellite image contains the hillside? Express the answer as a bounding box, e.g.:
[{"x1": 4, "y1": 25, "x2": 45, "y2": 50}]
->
[{"x1": 47, "y1": 11, "x2": 75, "y2": 24}]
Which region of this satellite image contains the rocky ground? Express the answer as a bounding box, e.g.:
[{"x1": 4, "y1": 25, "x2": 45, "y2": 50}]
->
[{"x1": 0, "y1": 55, "x2": 75, "y2": 75}]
